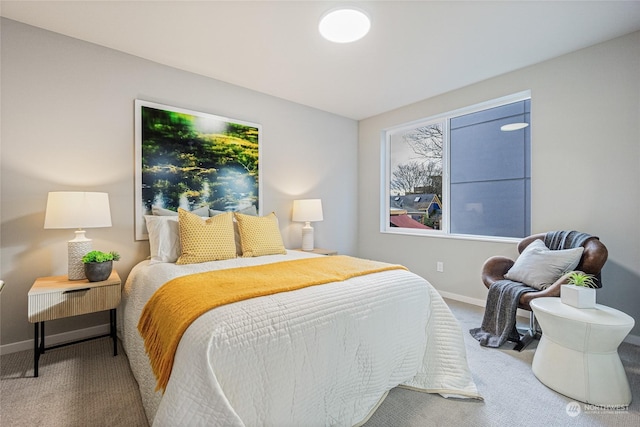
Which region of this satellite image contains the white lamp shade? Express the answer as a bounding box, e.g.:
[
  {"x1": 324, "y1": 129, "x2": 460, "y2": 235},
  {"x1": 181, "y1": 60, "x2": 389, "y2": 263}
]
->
[
  {"x1": 292, "y1": 199, "x2": 324, "y2": 223},
  {"x1": 44, "y1": 192, "x2": 112, "y2": 229}
]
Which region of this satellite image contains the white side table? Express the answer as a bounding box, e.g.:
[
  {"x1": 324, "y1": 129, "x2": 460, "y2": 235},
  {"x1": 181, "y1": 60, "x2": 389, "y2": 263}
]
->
[{"x1": 530, "y1": 297, "x2": 634, "y2": 406}]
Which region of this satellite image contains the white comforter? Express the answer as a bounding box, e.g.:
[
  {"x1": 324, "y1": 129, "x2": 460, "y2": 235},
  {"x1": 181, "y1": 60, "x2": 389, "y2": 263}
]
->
[{"x1": 121, "y1": 250, "x2": 479, "y2": 426}]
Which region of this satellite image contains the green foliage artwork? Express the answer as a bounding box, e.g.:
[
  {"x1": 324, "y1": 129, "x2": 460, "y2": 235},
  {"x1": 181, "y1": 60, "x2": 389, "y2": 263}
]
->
[{"x1": 135, "y1": 100, "x2": 261, "y2": 239}]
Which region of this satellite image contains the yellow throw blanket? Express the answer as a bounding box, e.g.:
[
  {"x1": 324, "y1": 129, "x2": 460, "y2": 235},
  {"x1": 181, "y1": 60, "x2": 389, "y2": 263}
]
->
[{"x1": 138, "y1": 255, "x2": 407, "y2": 391}]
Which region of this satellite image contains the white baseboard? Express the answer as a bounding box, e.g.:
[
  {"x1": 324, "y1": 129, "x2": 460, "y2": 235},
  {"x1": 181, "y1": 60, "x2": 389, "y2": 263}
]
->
[
  {"x1": 438, "y1": 290, "x2": 487, "y2": 308},
  {"x1": 1, "y1": 323, "x2": 111, "y2": 356},
  {"x1": 437, "y1": 289, "x2": 640, "y2": 346},
  {"x1": 624, "y1": 333, "x2": 640, "y2": 346}
]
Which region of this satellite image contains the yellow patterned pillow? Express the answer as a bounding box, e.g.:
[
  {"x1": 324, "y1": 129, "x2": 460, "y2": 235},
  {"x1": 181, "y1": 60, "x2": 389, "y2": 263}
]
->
[
  {"x1": 176, "y1": 209, "x2": 236, "y2": 264},
  {"x1": 234, "y1": 212, "x2": 287, "y2": 257}
]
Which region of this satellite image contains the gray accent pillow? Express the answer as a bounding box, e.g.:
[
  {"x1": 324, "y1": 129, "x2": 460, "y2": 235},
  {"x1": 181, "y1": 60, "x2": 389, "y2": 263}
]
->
[
  {"x1": 210, "y1": 205, "x2": 258, "y2": 217},
  {"x1": 152, "y1": 205, "x2": 209, "y2": 217},
  {"x1": 504, "y1": 239, "x2": 584, "y2": 290}
]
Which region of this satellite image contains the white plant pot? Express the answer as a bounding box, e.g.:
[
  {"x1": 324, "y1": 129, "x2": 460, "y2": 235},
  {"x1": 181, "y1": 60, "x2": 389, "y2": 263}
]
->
[{"x1": 561, "y1": 284, "x2": 596, "y2": 309}]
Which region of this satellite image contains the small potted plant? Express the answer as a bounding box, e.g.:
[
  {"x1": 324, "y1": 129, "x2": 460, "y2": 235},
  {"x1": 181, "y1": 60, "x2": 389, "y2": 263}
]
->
[
  {"x1": 560, "y1": 271, "x2": 597, "y2": 309},
  {"x1": 82, "y1": 250, "x2": 120, "y2": 282}
]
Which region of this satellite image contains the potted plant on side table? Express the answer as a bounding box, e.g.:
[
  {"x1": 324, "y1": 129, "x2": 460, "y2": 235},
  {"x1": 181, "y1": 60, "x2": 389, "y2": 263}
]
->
[
  {"x1": 560, "y1": 271, "x2": 597, "y2": 309},
  {"x1": 82, "y1": 250, "x2": 120, "y2": 282}
]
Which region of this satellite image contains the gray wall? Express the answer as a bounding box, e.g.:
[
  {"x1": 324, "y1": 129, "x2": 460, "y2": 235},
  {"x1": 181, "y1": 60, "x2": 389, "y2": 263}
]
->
[
  {"x1": 0, "y1": 19, "x2": 358, "y2": 347},
  {"x1": 358, "y1": 31, "x2": 640, "y2": 337},
  {"x1": 3, "y1": 18, "x2": 638, "y2": 348}
]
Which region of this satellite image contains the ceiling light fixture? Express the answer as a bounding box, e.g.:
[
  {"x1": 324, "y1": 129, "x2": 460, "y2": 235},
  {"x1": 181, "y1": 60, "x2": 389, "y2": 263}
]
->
[
  {"x1": 500, "y1": 123, "x2": 529, "y2": 131},
  {"x1": 319, "y1": 8, "x2": 371, "y2": 43}
]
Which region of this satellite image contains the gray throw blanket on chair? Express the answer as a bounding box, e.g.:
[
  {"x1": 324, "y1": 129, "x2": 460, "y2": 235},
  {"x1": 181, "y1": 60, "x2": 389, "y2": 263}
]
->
[
  {"x1": 469, "y1": 280, "x2": 535, "y2": 347},
  {"x1": 545, "y1": 230, "x2": 602, "y2": 287},
  {"x1": 470, "y1": 230, "x2": 596, "y2": 348}
]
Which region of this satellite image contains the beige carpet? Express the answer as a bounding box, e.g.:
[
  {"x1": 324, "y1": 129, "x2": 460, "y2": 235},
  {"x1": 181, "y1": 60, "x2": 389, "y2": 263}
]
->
[
  {"x1": 1, "y1": 299, "x2": 638, "y2": 426},
  {"x1": 365, "y1": 299, "x2": 640, "y2": 427},
  {"x1": 1, "y1": 339, "x2": 148, "y2": 427}
]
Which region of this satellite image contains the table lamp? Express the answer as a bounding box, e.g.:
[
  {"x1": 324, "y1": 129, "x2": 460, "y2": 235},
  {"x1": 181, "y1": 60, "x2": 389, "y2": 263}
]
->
[
  {"x1": 44, "y1": 192, "x2": 112, "y2": 280},
  {"x1": 292, "y1": 199, "x2": 323, "y2": 251}
]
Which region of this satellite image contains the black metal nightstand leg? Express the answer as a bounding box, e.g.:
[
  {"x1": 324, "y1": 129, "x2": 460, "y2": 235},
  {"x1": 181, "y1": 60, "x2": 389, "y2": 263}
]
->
[
  {"x1": 33, "y1": 323, "x2": 38, "y2": 377},
  {"x1": 40, "y1": 322, "x2": 45, "y2": 354},
  {"x1": 33, "y1": 322, "x2": 42, "y2": 377},
  {"x1": 110, "y1": 308, "x2": 118, "y2": 356}
]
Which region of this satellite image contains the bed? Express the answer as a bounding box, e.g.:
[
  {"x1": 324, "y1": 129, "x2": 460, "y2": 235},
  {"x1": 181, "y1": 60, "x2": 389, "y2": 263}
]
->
[{"x1": 120, "y1": 211, "x2": 480, "y2": 426}]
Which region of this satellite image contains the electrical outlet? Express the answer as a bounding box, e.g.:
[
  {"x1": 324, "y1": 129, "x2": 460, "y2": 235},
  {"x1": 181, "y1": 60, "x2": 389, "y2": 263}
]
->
[{"x1": 436, "y1": 261, "x2": 444, "y2": 272}]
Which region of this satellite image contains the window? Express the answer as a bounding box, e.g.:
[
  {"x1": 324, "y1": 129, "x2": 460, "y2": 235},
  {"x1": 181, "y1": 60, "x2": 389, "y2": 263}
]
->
[{"x1": 382, "y1": 92, "x2": 531, "y2": 240}]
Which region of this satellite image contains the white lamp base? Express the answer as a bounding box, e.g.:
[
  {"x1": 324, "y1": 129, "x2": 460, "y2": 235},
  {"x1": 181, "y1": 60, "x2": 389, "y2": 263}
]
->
[
  {"x1": 301, "y1": 222, "x2": 315, "y2": 251},
  {"x1": 68, "y1": 230, "x2": 92, "y2": 280}
]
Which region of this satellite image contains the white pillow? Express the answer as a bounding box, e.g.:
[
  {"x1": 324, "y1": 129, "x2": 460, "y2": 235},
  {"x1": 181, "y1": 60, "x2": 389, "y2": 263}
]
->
[
  {"x1": 145, "y1": 215, "x2": 181, "y2": 264},
  {"x1": 505, "y1": 239, "x2": 584, "y2": 290}
]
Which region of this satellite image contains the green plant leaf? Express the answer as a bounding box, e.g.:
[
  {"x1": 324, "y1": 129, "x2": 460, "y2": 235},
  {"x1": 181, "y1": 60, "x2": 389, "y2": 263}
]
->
[
  {"x1": 82, "y1": 250, "x2": 120, "y2": 263},
  {"x1": 565, "y1": 271, "x2": 597, "y2": 288}
]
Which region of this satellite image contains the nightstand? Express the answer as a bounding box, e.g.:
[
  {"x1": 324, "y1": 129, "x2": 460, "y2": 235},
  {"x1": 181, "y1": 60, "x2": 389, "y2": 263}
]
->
[
  {"x1": 28, "y1": 271, "x2": 121, "y2": 377},
  {"x1": 294, "y1": 248, "x2": 338, "y2": 256}
]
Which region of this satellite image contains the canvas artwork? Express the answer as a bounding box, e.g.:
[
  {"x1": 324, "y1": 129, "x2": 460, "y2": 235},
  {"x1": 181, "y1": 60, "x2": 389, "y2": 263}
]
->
[{"x1": 135, "y1": 100, "x2": 261, "y2": 240}]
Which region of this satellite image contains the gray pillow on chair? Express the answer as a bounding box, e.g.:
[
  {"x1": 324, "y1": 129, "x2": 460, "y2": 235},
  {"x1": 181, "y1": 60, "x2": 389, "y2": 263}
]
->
[{"x1": 505, "y1": 239, "x2": 584, "y2": 290}]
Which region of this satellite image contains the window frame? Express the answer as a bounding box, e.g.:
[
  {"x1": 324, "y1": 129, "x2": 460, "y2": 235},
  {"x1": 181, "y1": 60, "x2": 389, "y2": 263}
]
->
[{"x1": 380, "y1": 90, "x2": 531, "y2": 243}]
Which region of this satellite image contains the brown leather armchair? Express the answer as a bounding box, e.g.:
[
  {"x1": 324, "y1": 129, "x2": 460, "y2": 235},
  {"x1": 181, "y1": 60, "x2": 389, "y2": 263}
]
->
[{"x1": 481, "y1": 232, "x2": 608, "y2": 350}]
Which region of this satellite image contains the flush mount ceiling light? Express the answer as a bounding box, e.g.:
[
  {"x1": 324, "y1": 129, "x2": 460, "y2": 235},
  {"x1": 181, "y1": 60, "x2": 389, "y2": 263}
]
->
[
  {"x1": 500, "y1": 123, "x2": 530, "y2": 131},
  {"x1": 319, "y1": 8, "x2": 371, "y2": 43}
]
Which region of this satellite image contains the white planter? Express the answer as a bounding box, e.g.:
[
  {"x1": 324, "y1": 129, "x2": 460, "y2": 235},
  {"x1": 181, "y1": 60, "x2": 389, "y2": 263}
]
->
[{"x1": 561, "y1": 284, "x2": 596, "y2": 309}]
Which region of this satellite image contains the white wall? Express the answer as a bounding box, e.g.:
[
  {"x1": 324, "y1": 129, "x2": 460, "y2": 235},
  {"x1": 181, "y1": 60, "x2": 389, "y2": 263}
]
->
[
  {"x1": 0, "y1": 19, "x2": 358, "y2": 347},
  {"x1": 358, "y1": 31, "x2": 640, "y2": 337}
]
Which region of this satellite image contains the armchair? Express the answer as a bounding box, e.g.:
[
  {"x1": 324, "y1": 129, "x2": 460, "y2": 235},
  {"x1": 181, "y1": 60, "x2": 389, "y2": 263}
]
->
[{"x1": 481, "y1": 231, "x2": 608, "y2": 350}]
